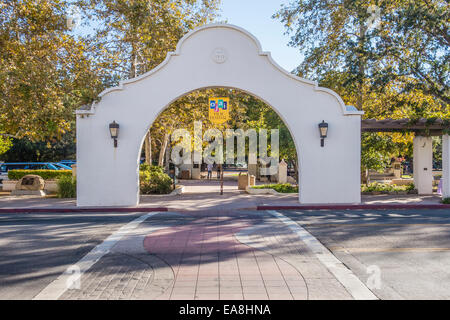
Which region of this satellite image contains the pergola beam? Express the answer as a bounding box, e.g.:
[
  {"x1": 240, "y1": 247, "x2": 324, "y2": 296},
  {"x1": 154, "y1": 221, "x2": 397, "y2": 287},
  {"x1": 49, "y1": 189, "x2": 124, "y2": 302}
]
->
[{"x1": 361, "y1": 118, "x2": 448, "y2": 134}]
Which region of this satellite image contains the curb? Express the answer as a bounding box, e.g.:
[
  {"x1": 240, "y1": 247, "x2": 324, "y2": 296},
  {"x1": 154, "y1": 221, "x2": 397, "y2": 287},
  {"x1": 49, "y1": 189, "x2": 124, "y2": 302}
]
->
[
  {"x1": 257, "y1": 204, "x2": 450, "y2": 210},
  {"x1": 1, "y1": 204, "x2": 449, "y2": 213},
  {"x1": 0, "y1": 207, "x2": 168, "y2": 213}
]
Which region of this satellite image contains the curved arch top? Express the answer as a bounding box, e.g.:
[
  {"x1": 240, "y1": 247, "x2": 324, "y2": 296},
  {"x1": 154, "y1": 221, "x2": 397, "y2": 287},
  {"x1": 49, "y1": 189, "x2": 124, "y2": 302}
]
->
[
  {"x1": 76, "y1": 23, "x2": 362, "y2": 207},
  {"x1": 76, "y1": 23, "x2": 363, "y2": 116}
]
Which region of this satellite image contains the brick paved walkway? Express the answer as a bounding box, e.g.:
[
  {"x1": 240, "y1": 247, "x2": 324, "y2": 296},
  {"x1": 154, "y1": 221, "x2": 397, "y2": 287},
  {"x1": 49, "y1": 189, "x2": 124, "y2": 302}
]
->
[{"x1": 60, "y1": 211, "x2": 353, "y2": 300}]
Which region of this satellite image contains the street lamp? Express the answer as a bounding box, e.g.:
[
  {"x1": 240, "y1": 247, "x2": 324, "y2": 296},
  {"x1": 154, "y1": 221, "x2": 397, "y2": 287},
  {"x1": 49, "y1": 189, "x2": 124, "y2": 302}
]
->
[
  {"x1": 318, "y1": 120, "x2": 328, "y2": 147},
  {"x1": 109, "y1": 121, "x2": 119, "y2": 148}
]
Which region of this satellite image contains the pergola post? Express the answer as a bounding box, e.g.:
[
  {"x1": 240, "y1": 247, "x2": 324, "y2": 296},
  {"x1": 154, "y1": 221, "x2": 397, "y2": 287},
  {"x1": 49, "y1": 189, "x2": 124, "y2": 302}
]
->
[
  {"x1": 442, "y1": 134, "x2": 450, "y2": 198},
  {"x1": 413, "y1": 135, "x2": 433, "y2": 195}
]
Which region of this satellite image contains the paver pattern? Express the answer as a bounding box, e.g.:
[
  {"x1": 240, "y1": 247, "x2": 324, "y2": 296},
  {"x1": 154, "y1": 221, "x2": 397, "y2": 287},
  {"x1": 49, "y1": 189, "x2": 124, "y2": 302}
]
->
[
  {"x1": 59, "y1": 211, "x2": 352, "y2": 300},
  {"x1": 2, "y1": 208, "x2": 449, "y2": 300}
]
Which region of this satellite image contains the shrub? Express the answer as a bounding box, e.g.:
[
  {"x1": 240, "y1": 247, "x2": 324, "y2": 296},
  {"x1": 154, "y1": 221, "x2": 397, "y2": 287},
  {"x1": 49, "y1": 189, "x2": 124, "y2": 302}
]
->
[
  {"x1": 252, "y1": 183, "x2": 298, "y2": 193},
  {"x1": 57, "y1": 176, "x2": 76, "y2": 198},
  {"x1": 139, "y1": 164, "x2": 165, "y2": 173},
  {"x1": 8, "y1": 169, "x2": 72, "y2": 180},
  {"x1": 361, "y1": 182, "x2": 416, "y2": 193},
  {"x1": 140, "y1": 166, "x2": 173, "y2": 194},
  {"x1": 442, "y1": 198, "x2": 450, "y2": 204}
]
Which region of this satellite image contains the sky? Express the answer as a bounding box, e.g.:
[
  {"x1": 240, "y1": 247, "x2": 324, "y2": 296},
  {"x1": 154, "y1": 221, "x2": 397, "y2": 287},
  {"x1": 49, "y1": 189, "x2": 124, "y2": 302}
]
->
[
  {"x1": 71, "y1": 0, "x2": 302, "y2": 72},
  {"x1": 218, "y1": 0, "x2": 302, "y2": 72}
]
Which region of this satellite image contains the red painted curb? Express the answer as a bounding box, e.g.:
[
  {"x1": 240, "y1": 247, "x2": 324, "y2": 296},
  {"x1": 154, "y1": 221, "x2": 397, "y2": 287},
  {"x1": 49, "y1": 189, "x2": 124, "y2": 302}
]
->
[
  {"x1": 258, "y1": 204, "x2": 450, "y2": 210},
  {"x1": 0, "y1": 207, "x2": 168, "y2": 213}
]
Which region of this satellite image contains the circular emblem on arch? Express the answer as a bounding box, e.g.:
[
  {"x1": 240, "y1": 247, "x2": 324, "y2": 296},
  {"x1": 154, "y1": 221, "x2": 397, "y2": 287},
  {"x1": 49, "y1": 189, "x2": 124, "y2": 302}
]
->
[{"x1": 211, "y1": 47, "x2": 227, "y2": 64}]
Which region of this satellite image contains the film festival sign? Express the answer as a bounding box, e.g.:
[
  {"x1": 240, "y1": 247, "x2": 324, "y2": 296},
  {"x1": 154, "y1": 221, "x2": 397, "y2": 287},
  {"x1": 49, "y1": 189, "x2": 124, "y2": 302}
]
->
[{"x1": 209, "y1": 97, "x2": 230, "y2": 124}]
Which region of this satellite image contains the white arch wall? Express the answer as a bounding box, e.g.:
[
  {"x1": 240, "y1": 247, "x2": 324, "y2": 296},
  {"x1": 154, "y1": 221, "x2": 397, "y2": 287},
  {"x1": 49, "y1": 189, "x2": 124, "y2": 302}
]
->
[{"x1": 76, "y1": 24, "x2": 363, "y2": 207}]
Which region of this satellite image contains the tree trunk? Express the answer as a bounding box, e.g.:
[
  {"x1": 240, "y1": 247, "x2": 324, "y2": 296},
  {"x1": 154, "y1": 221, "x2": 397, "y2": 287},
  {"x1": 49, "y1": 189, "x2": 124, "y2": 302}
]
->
[
  {"x1": 356, "y1": 22, "x2": 367, "y2": 110},
  {"x1": 165, "y1": 139, "x2": 171, "y2": 172},
  {"x1": 129, "y1": 40, "x2": 138, "y2": 78},
  {"x1": 361, "y1": 167, "x2": 370, "y2": 185},
  {"x1": 293, "y1": 160, "x2": 299, "y2": 183},
  {"x1": 144, "y1": 132, "x2": 152, "y2": 165},
  {"x1": 158, "y1": 133, "x2": 169, "y2": 167}
]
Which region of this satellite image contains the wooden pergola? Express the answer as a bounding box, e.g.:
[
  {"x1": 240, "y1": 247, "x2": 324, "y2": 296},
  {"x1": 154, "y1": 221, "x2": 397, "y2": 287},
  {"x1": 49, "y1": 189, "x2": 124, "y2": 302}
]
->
[{"x1": 361, "y1": 118, "x2": 449, "y2": 135}]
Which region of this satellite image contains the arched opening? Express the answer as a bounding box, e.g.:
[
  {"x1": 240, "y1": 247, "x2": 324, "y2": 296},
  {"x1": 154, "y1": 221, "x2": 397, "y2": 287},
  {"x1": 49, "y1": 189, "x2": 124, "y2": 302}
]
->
[
  {"x1": 76, "y1": 24, "x2": 362, "y2": 207},
  {"x1": 136, "y1": 86, "x2": 300, "y2": 201}
]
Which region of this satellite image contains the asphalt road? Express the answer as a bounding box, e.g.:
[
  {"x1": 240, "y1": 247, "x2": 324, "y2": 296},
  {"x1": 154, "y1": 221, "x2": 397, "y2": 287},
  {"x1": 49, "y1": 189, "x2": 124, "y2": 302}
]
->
[
  {"x1": 281, "y1": 209, "x2": 450, "y2": 299},
  {"x1": 1, "y1": 209, "x2": 449, "y2": 300},
  {"x1": 0, "y1": 212, "x2": 144, "y2": 299}
]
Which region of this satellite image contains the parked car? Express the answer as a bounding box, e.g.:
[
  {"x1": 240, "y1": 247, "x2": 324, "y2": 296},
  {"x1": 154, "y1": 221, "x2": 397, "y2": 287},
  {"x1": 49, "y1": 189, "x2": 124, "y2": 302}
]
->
[
  {"x1": 0, "y1": 162, "x2": 62, "y2": 186},
  {"x1": 59, "y1": 160, "x2": 76, "y2": 166},
  {"x1": 53, "y1": 163, "x2": 73, "y2": 170}
]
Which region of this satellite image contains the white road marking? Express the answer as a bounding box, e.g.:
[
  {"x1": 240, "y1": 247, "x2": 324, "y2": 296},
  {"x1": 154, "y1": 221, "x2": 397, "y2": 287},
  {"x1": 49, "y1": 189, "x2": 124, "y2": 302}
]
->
[
  {"x1": 267, "y1": 210, "x2": 378, "y2": 300},
  {"x1": 33, "y1": 212, "x2": 161, "y2": 300}
]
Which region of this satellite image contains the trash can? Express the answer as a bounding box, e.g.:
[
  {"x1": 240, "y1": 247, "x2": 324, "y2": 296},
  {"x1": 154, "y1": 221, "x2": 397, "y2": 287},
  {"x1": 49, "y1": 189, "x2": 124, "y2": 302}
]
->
[{"x1": 238, "y1": 172, "x2": 249, "y2": 190}]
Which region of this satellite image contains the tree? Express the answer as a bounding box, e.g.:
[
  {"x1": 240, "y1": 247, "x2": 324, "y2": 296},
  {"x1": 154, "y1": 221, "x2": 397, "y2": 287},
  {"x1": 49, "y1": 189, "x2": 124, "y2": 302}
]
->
[
  {"x1": 275, "y1": 0, "x2": 449, "y2": 181},
  {"x1": 360, "y1": 132, "x2": 407, "y2": 185},
  {"x1": 378, "y1": 1, "x2": 449, "y2": 105},
  {"x1": 0, "y1": 0, "x2": 103, "y2": 141},
  {"x1": 80, "y1": 0, "x2": 220, "y2": 163},
  {"x1": 81, "y1": 0, "x2": 220, "y2": 80},
  {"x1": 274, "y1": 0, "x2": 449, "y2": 114},
  {"x1": 150, "y1": 88, "x2": 248, "y2": 166},
  {"x1": 150, "y1": 88, "x2": 298, "y2": 176},
  {"x1": 0, "y1": 132, "x2": 76, "y2": 162},
  {"x1": 0, "y1": 133, "x2": 12, "y2": 156},
  {"x1": 244, "y1": 96, "x2": 298, "y2": 178}
]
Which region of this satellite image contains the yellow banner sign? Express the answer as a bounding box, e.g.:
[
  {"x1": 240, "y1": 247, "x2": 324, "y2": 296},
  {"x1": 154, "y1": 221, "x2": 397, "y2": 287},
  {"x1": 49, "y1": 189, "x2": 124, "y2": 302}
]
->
[{"x1": 209, "y1": 97, "x2": 230, "y2": 124}]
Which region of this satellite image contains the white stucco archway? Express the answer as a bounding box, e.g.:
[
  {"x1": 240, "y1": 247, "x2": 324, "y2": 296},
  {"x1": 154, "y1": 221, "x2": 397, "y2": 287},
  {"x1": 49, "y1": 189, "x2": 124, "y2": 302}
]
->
[{"x1": 76, "y1": 24, "x2": 363, "y2": 207}]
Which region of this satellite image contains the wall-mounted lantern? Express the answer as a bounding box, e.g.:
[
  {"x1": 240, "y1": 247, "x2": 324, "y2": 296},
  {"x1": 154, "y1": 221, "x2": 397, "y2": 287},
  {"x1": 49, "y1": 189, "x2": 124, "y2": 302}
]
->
[
  {"x1": 109, "y1": 121, "x2": 119, "y2": 148},
  {"x1": 318, "y1": 120, "x2": 328, "y2": 147}
]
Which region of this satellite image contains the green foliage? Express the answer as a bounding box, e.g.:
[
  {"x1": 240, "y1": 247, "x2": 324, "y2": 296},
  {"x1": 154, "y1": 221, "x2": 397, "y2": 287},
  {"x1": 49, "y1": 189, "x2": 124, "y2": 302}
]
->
[
  {"x1": 252, "y1": 183, "x2": 298, "y2": 193},
  {"x1": 0, "y1": 0, "x2": 220, "y2": 157},
  {"x1": 0, "y1": 134, "x2": 12, "y2": 155},
  {"x1": 0, "y1": 134, "x2": 76, "y2": 162},
  {"x1": 82, "y1": 0, "x2": 220, "y2": 82},
  {"x1": 275, "y1": 0, "x2": 449, "y2": 179},
  {"x1": 0, "y1": 0, "x2": 103, "y2": 141},
  {"x1": 57, "y1": 176, "x2": 76, "y2": 198},
  {"x1": 139, "y1": 166, "x2": 173, "y2": 194},
  {"x1": 442, "y1": 198, "x2": 450, "y2": 204},
  {"x1": 139, "y1": 164, "x2": 164, "y2": 174},
  {"x1": 361, "y1": 182, "x2": 415, "y2": 194},
  {"x1": 245, "y1": 95, "x2": 297, "y2": 168},
  {"x1": 432, "y1": 136, "x2": 442, "y2": 165},
  {"x1": 8, "y1": 170, "x2": 72, "y2": 180},
  {"x1": 150, "y1": 88, "x2": 298, "y2": 173},
  {"x1": 275, "y1": 0, "x2": 449, "y2": 107},
  {"x1": 361, "y1": 133, "x2": 400, "y2": 172}
]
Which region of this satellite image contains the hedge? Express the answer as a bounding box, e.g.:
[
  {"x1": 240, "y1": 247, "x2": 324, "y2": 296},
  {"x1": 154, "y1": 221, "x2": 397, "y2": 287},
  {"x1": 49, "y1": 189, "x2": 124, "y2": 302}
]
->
[
  {"x1": 252, "y1": 183, "x2": 299, "y2": 193},
  {"x1": 57, "y1": 176, "x2": 77, "y2": 198},
  {"x1": 361, "y1": 182, "x2": 415, "y2": 193},
  {"x1": 7, "y1": 170, "x2": 72, "y2": 180}
]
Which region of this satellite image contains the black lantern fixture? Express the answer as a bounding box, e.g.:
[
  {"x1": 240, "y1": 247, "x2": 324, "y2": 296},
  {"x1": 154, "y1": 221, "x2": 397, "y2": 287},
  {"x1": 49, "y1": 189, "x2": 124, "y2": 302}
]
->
[
  {"x1": 318, "y1": 120, "x2": 328, "y2": 147},
  {"x1": 109, "y1": 121, "x2": 119, "y2": 148}
]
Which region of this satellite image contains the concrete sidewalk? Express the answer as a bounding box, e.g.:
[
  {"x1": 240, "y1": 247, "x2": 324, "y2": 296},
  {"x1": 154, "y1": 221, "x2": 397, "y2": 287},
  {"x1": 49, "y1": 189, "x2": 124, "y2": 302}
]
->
[{"x1": 0, "y1": 179, "x2": 445, "y2": 211}]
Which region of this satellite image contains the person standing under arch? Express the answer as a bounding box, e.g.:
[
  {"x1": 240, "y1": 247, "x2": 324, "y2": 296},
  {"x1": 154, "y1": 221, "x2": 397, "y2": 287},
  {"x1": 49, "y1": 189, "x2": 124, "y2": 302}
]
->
[{"x1": 207, "y1": 163, "x2": 213, "y2": 180}]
